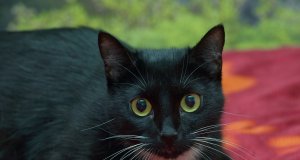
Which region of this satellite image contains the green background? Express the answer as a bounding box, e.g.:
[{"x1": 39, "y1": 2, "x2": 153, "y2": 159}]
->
[{"x1": 1, "y1": 0, "x2": 299, "y2": 50}]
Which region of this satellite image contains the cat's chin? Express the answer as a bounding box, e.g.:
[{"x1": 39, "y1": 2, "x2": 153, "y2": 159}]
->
[{"x1": 140, "y1": 147, "x2": 198, "y2": 160}]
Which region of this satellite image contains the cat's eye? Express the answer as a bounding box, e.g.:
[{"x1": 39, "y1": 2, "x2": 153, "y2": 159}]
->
[
  {"x1": 130, "y1": 98, "x2": 152, "y2": 117},
  {"x1": 180, "y1": 93, "x2": 201, "y2": 113}
]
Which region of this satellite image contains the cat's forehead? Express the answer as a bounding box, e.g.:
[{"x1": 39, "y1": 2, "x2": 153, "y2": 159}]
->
[
  {"x1": 137, "y1": 48, "x2": 187, "y2": 64},
  {"x1": 134, "y1": 48, "x2": 190, "y2": 85}
]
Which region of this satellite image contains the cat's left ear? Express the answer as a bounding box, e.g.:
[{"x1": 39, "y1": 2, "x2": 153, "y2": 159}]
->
[
  {"x1": 98, "y1": 31, "x2": 135, "y2": 83},
  {"x1": 190, "y1": 24, "x2": 225, "y2": 77}
]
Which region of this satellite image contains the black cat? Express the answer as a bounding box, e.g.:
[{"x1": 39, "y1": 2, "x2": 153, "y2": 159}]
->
[{"x1": 0, "y1": 24, "x2": 230, "y2": 160}]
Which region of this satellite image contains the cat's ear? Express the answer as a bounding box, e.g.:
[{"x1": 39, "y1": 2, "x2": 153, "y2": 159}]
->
[
  {"x1": 98, "y1": 31, "x2": 134, "y2": 82},
  {"x1": 190, "y1": 24, "x2": 225, "y2": 77}
]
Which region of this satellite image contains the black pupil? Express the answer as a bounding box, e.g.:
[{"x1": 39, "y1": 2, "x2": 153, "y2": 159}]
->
[
  {"x1": 136, "y1": 99, "x2": 147, "y2": 112},
  {"x1": 185, "y1": 95, "x2": 195, "y2": 107}
]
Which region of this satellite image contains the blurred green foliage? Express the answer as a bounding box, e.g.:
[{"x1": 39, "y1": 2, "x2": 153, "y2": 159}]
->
[{"x1": 6, "y1": 0, "x2": 300, "y2": 49}]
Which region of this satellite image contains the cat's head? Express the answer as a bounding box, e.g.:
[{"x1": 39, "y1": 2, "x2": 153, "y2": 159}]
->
[{"x1": 97, "y1": 25, "x2": 225, "y2": 159}]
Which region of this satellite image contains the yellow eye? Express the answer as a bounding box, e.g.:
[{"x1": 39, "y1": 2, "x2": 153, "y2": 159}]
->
[
  {"x1": 130, "y1": 98, "x2": 152, "y2": 117},
  {"x1": 180, "y1": 93, "x2": 201, "y2": 112}
]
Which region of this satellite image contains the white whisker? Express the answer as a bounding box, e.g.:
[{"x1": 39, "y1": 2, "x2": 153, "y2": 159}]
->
[
  {"x1": 179, "y1": 55, "x2": 188, "y2": 84},
  {"x1": 191, "y1": 123, "x2": 231, "y2": 135},
  {"x1": 120, "y1": 144, "x2": 147, "y2": 160},
  {"x1": 129, "y1": 144, "x2": 148, "y2": 160},
  {"x1": 126, "y1": 51, "x2": 148, "y2": 87},
  {"x1": 191, "y1": 145, "x2": 211, "y2": 160},
  {"x1": 220, "y1": 111, "x2": 253, "y2": 118},
  {"x1": 100, "y1": 135, "x2": 148, "y2": 141},
  {"x1": 195, "y1": 139, "x2": 249, "y2": 160},
  {"x1": 81, "y1": 118, "x2": 114, "y2": 132},
  {"x1": 195, "y1": 129, "x2": 225, "y2": 135},
  {"x1": 145, "y1": 148, "x2": 153, "y2": 160},
  {"x1": 103, "y1": 143, "x2": 144, "y2": 160},
  {"x1": 117, "y1": 63, "x2": 147, "y2": 88},
  {"x1": 194, "y1": 142, "x2": 232, "y2": 160},
  {"x1": 183, "y1": 77, "x2": 202, "y2": 88},
  {"x1": 183, "y1": 62, "x2": 208, "y2": 86},
  {"x1": 195, "y1": 137, "x2": 255, "y2": 159},
  {"x1": 113, "y1": 82, "x2": 145, "y2": 91}
]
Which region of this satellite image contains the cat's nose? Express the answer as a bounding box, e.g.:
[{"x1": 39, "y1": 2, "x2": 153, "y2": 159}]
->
[{"x1": 160, "y1": 132, "x2": 178, "y2": 146}]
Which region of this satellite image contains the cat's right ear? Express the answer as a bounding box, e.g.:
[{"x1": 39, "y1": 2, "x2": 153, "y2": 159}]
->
[
  {"x1": 98, "y1": 32, "x2": 134, "y2": 82},
  {"x1": 189, "y1": 24, "x2": 225, "y2": 78}
]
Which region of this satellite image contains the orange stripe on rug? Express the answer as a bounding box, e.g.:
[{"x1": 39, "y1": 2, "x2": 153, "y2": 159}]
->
[
  {"x1": 222, "y1": 62, "x2": 256, "y2": 95},
  {"x1": 224, "y1": 120, "x2": 275, "y2": 134},
  {"x1": 269, "y1": 135, "x2": 300, "y2": 155}
]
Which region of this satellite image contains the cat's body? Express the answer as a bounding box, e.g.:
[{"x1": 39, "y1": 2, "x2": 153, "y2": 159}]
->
[
  {"x1": 0, "y1": 25, "x2": 230, "y2": 160},
  {"x1": 0, "y1": 28, "x2": 106, "y2": 159}
]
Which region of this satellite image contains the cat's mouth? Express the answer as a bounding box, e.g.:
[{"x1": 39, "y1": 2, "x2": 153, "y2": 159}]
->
[
  {"x1": 156, "y1": 146, "x2": 183, "y2": 158},
  {"x1": 140, "y1": 146, "x2": 197, "y2": 160}
]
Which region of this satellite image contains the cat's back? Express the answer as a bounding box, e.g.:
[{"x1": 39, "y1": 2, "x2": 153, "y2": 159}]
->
[
  {"x1": 0, "y1": 27, "x2": 104, "y2": 89},
  {"x1": 0, "y1": 27, "x2": 103, "y2": 84},
  {"x1": 0, "y1": 27, "x2": 99, "y2": 64},
  {"x1": 0, "y1": 27, "x2": 105, "y2": 125}
]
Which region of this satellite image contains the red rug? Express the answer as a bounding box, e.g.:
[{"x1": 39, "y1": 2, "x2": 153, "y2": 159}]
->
[{"x1": 221, "y1": 47, "x2": 300, "y2": 160}]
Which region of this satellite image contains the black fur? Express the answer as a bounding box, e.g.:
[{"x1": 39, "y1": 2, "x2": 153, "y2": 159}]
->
[{"x1": 0, "y1": 25, "x2": 229, "y2": 160}]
